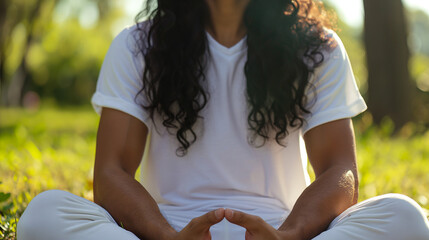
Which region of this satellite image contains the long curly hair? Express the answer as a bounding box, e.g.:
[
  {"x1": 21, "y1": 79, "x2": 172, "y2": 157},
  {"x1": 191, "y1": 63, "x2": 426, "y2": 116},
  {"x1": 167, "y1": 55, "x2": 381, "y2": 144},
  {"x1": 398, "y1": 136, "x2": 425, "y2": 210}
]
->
[{"x1": 135, "y1": 0, "x2": 335, "y2": 156}]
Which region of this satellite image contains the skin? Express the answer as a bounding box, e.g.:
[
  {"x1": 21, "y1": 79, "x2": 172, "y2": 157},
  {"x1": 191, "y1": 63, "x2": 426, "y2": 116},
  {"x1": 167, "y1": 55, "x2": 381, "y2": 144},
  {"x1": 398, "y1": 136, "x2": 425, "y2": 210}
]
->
[
  {"x1": 225, "y1": 118, "x2": 359, "y2": 239},
  {"x1": 205, "y1": 0, "x2": 250, "y2": 47},
  {"x1": 94, "y1": 108, "x2": 227, "y2": 240},
  {"x1": 94, "y1": 0, "x2": 358, "y2": 239}
]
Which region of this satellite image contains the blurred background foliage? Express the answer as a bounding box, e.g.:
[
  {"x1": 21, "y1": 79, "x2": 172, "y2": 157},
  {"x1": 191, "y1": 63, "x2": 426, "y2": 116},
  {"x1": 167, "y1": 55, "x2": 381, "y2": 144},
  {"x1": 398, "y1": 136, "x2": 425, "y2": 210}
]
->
[
  {"x1": 0, "y1": 0, "x2": 428, "y2": 125},
  {"x1": 1, "y1": 0, "x2": 429, "y2": 239},
  {"x1": 0, "y1": 0, "x2": 132, "y2": 106}
]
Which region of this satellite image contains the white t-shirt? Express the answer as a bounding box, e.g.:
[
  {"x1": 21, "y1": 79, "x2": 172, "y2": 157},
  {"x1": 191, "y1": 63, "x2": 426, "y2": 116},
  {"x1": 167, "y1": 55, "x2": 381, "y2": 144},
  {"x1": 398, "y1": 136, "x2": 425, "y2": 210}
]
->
[{"x1": 91, "y1": 24, "x2": 367, "y2": 235}]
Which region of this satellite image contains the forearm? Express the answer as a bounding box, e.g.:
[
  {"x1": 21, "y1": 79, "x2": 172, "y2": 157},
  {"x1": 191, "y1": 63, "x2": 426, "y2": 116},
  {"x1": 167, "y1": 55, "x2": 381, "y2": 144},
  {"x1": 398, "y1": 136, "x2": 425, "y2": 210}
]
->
[
  {"x1": 94, "y1": 167, "x2": 176, "y2": 240},
  {"x1": 278, "y1": 165, "x2": 358, "y2": 240}
]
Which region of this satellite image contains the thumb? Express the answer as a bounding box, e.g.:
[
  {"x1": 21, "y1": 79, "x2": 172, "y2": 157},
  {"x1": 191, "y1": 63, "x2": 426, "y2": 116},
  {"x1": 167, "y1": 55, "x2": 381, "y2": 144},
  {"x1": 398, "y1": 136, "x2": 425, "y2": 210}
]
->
[
  {"x1": 187, "y1": 208, "x2": 225, "y2": 231},
  {"x1": 225, "y1": 209, "x2": 264, "y2": 231}
]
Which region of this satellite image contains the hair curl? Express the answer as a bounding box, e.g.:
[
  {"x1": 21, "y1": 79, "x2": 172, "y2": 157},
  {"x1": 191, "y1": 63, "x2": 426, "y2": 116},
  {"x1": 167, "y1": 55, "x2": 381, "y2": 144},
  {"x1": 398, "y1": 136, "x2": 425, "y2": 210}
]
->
[{"x1": 135, "y1": 0, "x2": 336, "y2": 156}]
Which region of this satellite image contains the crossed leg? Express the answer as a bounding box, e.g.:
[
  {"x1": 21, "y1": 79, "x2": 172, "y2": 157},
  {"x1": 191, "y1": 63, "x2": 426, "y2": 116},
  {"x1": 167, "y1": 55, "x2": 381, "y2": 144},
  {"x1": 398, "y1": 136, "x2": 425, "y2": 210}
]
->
[
  {"x1": 17, "y1": 190, "x2": 139, "y2": 240},
  {"x1": 17, "y1": 190, "x2": 429, "y2": 240},
  {"x1": 313, "y1": 193, "x2": 429, "y2": 240}
]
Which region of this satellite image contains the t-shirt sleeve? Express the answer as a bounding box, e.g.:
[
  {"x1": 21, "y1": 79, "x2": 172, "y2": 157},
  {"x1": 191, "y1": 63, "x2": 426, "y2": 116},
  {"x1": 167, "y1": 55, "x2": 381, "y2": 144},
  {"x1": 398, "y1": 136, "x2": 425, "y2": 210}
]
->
[
  {"x1": 91, "y1": 26, "x2": 151, "y2": 126},
  {"x1": 301, "y1": 31, "x2": 367, "y2": 134}
]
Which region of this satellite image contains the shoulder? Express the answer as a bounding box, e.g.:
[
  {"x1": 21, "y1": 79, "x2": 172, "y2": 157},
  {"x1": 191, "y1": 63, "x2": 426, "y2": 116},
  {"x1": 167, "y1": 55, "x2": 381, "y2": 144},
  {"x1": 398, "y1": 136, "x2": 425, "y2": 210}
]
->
[
  {"x1": 113, "y1": 25, "x2": 138, "y2": 50},
  {"x1": 109, "y1": 21, "x2": 152, "y2": 57},
  {"x1": 299, "y1": 28, "x2": 348, "y2": 72},
  {"x1": 302, "y1": 29, "x2": 353, "y2": 83},
  {"x1": 318, "y1": 29, "x2": 349, "y2": 67}
]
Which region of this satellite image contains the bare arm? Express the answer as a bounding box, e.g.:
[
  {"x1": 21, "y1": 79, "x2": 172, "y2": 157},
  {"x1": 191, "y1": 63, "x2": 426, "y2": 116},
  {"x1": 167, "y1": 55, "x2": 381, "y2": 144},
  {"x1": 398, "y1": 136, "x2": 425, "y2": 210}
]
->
[
  {"x1": 93, "y1": 107, "x2": 225, "y2": 240},
  {"x1": 93, "y1": 107, "x2": 176, "y2": 240},
  {"x1": 277, "y1": 118, "x2": 359, "y2": 239},
  {"x1": 225, "y1": 118, "x2": 359, "y2": 240}
]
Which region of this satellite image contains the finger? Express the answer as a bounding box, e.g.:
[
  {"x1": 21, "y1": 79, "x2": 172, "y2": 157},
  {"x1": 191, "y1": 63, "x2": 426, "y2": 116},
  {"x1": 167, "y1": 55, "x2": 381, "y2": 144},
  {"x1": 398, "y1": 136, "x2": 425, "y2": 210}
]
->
[
  {"x1": 225, "y1": 209, "x2": 264, "y2": 231},
  {"x1": 188, "y1": 208, "x2": 225, "y2": 231}
]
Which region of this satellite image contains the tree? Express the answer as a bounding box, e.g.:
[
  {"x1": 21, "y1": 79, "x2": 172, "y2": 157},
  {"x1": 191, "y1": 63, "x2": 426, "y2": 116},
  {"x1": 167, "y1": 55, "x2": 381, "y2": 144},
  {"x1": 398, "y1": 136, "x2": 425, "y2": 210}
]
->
[
  {"x1": 363, "y1": 0, "x2": 413, "y2": 128},
  {"x1": 0, "y1": 0, "x2": 124, "y2": 107},
  {"x1": 0, "y1": 0, "x2": 58, "y2": 106}
]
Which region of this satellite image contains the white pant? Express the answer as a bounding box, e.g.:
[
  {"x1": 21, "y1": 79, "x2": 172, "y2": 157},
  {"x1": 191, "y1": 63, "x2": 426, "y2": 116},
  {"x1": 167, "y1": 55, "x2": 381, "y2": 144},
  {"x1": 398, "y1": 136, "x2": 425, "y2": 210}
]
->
[{"x1": 17, "y1": 190, "x2": 429, "y2": 240}]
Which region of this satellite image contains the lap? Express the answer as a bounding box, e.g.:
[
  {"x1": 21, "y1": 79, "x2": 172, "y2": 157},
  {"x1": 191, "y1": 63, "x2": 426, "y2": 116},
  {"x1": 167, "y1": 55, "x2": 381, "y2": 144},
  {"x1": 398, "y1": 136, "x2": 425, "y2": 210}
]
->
[{"x1": 17, "y1": 191, "x2": 429, "y2": 240}]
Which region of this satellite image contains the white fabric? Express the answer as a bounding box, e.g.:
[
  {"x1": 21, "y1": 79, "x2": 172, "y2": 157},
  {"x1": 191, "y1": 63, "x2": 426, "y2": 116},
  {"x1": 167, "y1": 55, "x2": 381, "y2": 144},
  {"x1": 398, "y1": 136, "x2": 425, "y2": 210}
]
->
[
  {"x1": 17, "y1": 24, "x2": 429, "y2": 239},
  {"x1": 17, "y1": 190, "x2": 429, "y2": 240},
  {"x1": 90, "y1": 23, "x2": 367, "y2": 229}
]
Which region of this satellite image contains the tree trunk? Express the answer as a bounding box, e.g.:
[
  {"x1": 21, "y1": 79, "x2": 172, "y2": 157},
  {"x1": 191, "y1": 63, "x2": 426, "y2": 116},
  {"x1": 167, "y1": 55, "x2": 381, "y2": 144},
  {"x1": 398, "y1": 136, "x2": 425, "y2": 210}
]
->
[
  {"x1": 363, "y1": 0, "x2": 413, "y2": 128},
  {"x1": 0, "y1": 0, "x2": 9, "y2": 106},
  {"x1": 6, "y1": 0, "x2": 43, "y2": 106}
]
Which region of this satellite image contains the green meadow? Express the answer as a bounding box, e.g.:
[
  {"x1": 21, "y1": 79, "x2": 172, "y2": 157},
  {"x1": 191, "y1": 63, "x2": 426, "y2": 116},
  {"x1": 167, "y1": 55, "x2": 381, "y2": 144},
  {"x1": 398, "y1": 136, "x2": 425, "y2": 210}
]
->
[{"x1": 1, "y1": 107, "x2": 428, "y2": 239}]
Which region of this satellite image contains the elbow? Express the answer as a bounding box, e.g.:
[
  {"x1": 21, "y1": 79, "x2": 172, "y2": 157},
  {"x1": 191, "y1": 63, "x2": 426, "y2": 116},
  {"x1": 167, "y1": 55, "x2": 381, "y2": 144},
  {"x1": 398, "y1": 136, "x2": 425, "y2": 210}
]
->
[
  {"x1": 92, "y1": 163, "x2": 134, "y2": 205},
  {"x1": 93, "y1": 168, "x2": 104, "y2": 205},
  {"x1": 339, "y1": 169, "x2": 359, "y2": 206},
  {"x1": 352, "y1": 169, "x2": 359, "y2": 204},
  {"x1": 92, "y1": 166, "x2": 116, "y2": 205}
]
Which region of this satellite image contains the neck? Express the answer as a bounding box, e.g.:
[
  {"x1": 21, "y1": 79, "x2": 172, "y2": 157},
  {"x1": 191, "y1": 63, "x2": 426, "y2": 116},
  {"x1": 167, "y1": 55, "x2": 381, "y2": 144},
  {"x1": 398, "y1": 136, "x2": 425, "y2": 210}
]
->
[{"x1": 205, "y1": 0, "x2": 250, "y2": 48}]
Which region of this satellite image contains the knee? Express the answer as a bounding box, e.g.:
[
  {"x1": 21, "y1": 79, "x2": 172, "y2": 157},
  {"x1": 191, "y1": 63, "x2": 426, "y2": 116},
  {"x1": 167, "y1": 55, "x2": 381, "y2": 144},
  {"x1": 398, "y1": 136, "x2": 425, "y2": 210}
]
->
[
  {"x1": 19, "y1": 190, "x2": 70, "y2": 218},
  {"x1": 29, "y1": 189, "x2": 69, "y2": 205},
  {"x1": 378, "y1": 194, "x2": 429, "y2": 239},
  {"x1": 17, "y1": 190, "x2": 70, "y2": 240},
  {"x1": 378, "y1": 193, "x2": 424, "y2": 214}
]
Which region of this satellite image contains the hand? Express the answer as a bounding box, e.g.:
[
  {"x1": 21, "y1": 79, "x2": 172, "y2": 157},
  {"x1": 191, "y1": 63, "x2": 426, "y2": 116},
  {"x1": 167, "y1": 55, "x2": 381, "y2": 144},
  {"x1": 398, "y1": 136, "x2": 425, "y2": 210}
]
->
[
  {"x1": 225, "y1": 209, "x2": 297, "y2": 240},
  {"x1": 169, "y1": 208, "x2": 225, "y2": 240}
]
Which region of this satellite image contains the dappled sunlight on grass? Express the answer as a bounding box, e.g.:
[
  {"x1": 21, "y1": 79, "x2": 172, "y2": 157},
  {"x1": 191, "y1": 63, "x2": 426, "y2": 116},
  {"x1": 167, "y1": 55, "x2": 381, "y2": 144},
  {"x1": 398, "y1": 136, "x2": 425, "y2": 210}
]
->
[
  {"x1": 356, "y1": 127, "x2": 429, "y2": 208},
  {"x1": 1, "y1": 107, "x2": 97, "y2": 199},
  {"x1": 1, "y1": 107, "x2": 98, "y2": 239}
]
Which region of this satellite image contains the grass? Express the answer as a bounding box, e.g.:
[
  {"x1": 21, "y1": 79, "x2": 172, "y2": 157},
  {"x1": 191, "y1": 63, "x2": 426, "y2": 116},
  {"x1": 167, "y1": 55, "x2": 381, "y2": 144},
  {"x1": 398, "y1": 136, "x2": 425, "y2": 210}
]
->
[
  {"x1": 0, "y1": 107, "x2": 97, "y2": 239},
  {"x1": 1, "y1": 107, "x2": 428, "y2": 239}
]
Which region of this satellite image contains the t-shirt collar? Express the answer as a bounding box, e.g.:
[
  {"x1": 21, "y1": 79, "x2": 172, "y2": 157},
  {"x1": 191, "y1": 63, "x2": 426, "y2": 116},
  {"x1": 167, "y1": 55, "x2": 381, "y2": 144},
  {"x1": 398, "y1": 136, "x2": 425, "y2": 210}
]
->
[{"x1": 206, "y1": 31, "x2": 247, "y2": 55}]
